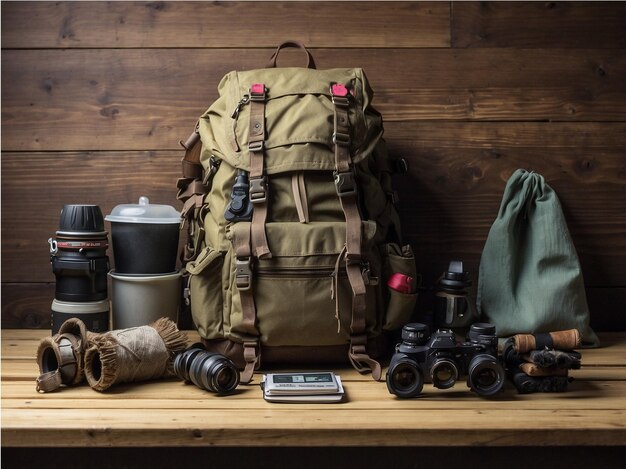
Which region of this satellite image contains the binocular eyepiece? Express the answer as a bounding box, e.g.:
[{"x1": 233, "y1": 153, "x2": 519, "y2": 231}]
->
[{"x1": 173, "y1": 344, "x2": 240, "y2": 395}]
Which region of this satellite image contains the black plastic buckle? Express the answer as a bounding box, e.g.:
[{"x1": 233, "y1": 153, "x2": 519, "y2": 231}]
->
[
  {"x1": 249, "y1": 176, "x2": 267, "y2": 204},
  {"x1": 224, "y1": 171, "x2": 253, "y2": 222},
  {"x1": 345, "y1": 251, "x2": 362, "y2": 265},
  {"x1": 235, "y1": 257, "x2": 253, "y2": 291},
  {"x1": 333, "y1": 170, "x2": 357, "y2": 198}
]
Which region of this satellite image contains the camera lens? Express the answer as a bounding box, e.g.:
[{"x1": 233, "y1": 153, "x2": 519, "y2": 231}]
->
[
  {"x1": 173, "y1": 346, "x2": 204, "y2": 382},
  {"x1": 176, "y1": 347, "x2": 240, "y2": 394},
  {"x1": 386, "y1": 358, "x2": 424, "y2": 398},
  {"x1": 213, "y1": 366, "x2": 239, "y2": 393},
  {"x1": 468, "y1": 354, "x2": 505, "y2": 396},
  {"x1": 197, "y1": 353, "x2": 239, "y2": 394},
  {"x1": 430, "y1": 358, "x2": 458, "y2": 389}
]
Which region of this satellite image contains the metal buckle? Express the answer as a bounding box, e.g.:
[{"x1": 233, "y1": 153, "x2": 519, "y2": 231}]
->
[
  {"x1": 202, "y1": 156, "x2": 221, "y2": 186},
  {"x1": 235, "y1": 257, "x2": 253, "y2": 291},
  {"x1": 332, "y1": 131, "x2": 350, "y2": 146},
  {"x1": 183, "y1": 286, "x2": 191, "y2": 306},
  {"x1": 248, "y1": 140, "x2": 264, "y2": 152},
  {"x1": 331, "y1": 95, "x2": 349, "y2": 107},
  {"x1": 249, "y1": 176, "x2": 267, "y2": 204},
  {"x1": 333, "y1": 170, "x2": 357, "y2": 198},
  {"x1": 361, "y1": 261, "x2": 379, "y2": 286}
]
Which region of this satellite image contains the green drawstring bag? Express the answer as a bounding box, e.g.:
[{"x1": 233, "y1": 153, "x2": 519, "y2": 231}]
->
[{"x1": 477, "y1": 169, "x2": 599, "y2": 347}]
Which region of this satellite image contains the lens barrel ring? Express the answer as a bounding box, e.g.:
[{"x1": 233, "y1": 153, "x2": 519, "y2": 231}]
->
[
  {"x1": 174, "y1": 346, "x2": 240, "y2": 395},
  {"x1": 173, "y1": 346, "x2": 204, "y2": 382},
  {"x1": 386, "y1": 358, "x2": 424, "y2": 398},
  {"x1": 467, "y1": 354, "x2": 505, "y2": 397},
  {"x1": 429, "y1": 357, "x2": 459, "y2": 389}
]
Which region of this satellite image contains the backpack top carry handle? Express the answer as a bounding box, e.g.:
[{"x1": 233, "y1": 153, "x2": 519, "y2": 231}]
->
[{"x1": 265, "y1": 40, "x2": 317, "y2": 69}]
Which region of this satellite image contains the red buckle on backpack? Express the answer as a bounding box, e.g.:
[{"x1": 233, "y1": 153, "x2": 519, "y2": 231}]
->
[
  {"x1": 250, "y1": 83, "x2": 267, "y2": 101},
  {"x1": 331, "y1": 83, "x2": 348, "y2": 97}
]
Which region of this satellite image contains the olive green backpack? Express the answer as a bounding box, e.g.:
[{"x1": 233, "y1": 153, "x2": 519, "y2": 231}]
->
[{"x1": 177, "y1": 42, "x2": 417, "y2": 382}]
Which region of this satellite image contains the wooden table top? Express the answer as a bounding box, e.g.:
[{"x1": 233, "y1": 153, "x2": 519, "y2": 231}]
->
[{"x1": 2, "y1": 329, "x2": 625, "y2": 447}]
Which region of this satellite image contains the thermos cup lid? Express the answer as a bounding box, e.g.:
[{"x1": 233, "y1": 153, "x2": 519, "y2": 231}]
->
[
  {"x1": 57, "y1": 205, "x2": 106, "y2": 235},
  {"x1": 105, "y1": 196, "x2": 181, "y2": 224}
]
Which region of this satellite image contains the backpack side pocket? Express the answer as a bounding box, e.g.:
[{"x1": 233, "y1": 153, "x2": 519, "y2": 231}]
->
[
  {"x1": 382, "y1": 243, "x2": 419, "y2": 331},
  {"x1": 186, "y1": 245, "x2": 224, "y2": 339}
]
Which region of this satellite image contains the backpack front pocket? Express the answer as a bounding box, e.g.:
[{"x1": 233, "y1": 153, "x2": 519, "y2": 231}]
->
[
  {"x1": 253, "y1": 267, "x2": 355, "y2": 346},
  {"x1": 227, "y1": 221, "x2": 381, "y2": 346}
]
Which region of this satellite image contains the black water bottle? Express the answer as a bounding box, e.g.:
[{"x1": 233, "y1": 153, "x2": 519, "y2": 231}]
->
[
  {"x1": 49, "y1": 205, "x2": 110, "y2": 302},
  {"x1": 49, "y1": 205, "x2": 111, "y2": 333}
]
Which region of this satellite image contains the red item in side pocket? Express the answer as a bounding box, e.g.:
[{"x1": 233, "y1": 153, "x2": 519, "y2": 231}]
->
[{"x1": 387, "y1": 273, "x2": 415, "y2": 294}]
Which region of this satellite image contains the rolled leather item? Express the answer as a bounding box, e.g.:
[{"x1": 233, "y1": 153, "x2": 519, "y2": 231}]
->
[
  {"x1": 84, "y1": 317, "x2": 188, "y2": 391},
  {"x1": 36, "y1": 318, "x2": 93, "y2": 392},
  {"x1": 513, "y1": 329, "x2": 581, "y2": 353},
  {"x1": 519, "y1": 363, "x2": 569, "y2": 377}
]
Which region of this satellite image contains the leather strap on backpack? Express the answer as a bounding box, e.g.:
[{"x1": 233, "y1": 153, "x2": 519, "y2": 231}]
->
[
  {"x1": 180, "y1": 122, "x2": 203, "y2": 177},
  {"x1": 247, "y1": 83, "x2": 272, "y2": 260},
  {"x1": 331, "y1": 83, "x2": 382, "y2": 381},
  {"x1": 233, "y1": 222, "x2": 261, "y2": 383},
  {"x1": 265, "y1": 41, "x2": 317, "y2": 70},
  {"x1": 177, "y1": 122, "x2": 211, "y2": 262}
]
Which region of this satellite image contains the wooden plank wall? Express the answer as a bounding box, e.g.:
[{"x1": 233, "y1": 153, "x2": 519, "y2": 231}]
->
[{"x1": 2, "y1": 2, "x2": 625, "y2": 330}]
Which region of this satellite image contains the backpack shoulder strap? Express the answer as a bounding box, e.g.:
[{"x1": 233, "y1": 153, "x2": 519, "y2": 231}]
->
[{"x1": 331, "y1": 83, "x2": 381, "y2": 381}]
